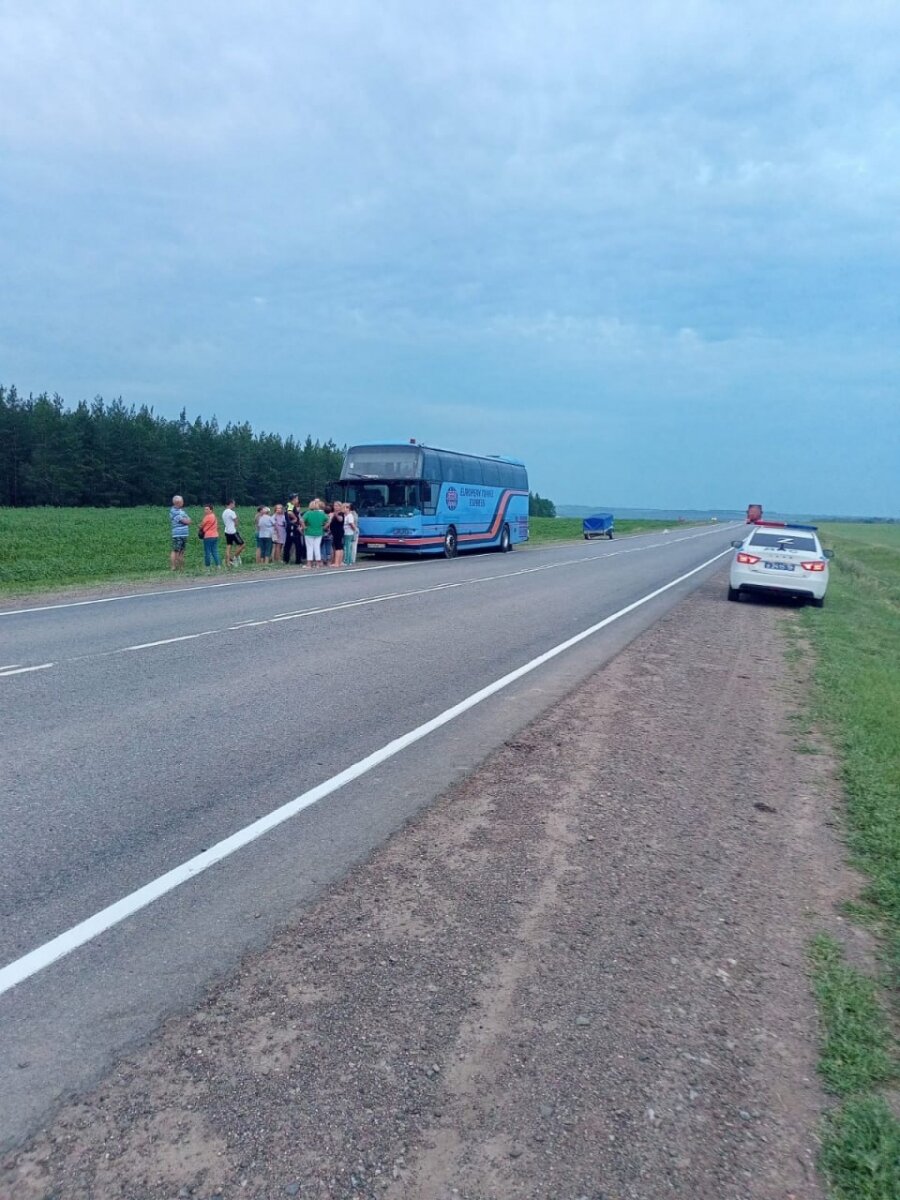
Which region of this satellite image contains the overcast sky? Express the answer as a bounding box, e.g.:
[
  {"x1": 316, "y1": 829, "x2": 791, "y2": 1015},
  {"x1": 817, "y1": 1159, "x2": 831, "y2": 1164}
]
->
[{"x1": 1, "y1": 2, "x2": 898, "y2": 514}]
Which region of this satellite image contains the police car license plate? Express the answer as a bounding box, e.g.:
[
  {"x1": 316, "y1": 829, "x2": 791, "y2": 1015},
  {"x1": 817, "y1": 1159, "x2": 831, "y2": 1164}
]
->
[{"x1": 764, "y1": 561, "x2": 794, "y2": 571}]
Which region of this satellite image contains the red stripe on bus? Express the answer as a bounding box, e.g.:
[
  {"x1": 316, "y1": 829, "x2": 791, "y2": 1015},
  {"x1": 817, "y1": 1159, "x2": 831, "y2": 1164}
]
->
[
  {"x1": 359, "y1": 540, "x2": 444, "y2": 546},
  {"x1": 458, "y1": 490, "x2": 526, "y2": 541},
  {"x1": 359, "y1": 490, "x2": 528, "y2": 548}
]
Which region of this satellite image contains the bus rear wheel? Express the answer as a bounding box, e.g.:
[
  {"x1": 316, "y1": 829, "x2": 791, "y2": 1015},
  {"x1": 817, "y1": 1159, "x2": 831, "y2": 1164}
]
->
[
  {"x1": 444, "y1": 527, "x2": 458, "y2": 558},
  {"x1": 499, "y1": 524, "x2": 511, "y2": 552}
]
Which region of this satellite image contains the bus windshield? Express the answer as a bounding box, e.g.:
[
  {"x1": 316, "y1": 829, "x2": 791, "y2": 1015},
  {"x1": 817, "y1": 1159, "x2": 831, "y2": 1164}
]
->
[
  {"x1": 342, "y1": 447, "x2": 422, "y2": 480},
  {"x1": 340, "y1": 480, "x2": 424, "y2": 517}
]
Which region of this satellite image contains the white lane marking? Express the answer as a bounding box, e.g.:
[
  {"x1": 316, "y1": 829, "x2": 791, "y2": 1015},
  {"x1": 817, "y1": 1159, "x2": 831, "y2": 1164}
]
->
[
  {"x1": 2, "y1": 525, "x2": 744, "y2": 667},
  {"x1": 228, "y1": 557, "x2": 596, "y2": 629},
  {"x1": 102, "y1": 527, "x2": 745, "y2": 645},
  {"x1": 108, "y1": 555, "x2": 603, "y2": 644},
  {"x1": 0, "y1": 524, "x2": 740, "y2": 620},
  {"x1": 0, "y1": 560, "x2": 417, "y2": 619},
  {"x1": 0, "y1": 664, "x2": 20, "y2": 671},
  {"x1": 0, "y1": 545, "x2": 731, "y2": 997},
  {"x1": 134, "y1": 527, "x2": 745, "y2": 637},
  {"x1": 0, "y1": 663, "x2": 54, "y2": 677},
  {"x1": 118, "y1": 631, "x2": 218, "y2": 653}
]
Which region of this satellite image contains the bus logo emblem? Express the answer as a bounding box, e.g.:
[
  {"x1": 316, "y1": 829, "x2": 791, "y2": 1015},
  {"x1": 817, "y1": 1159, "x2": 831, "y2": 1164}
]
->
[{"x1": 446, "y1": 487, "x2": 458, "y2": 510}]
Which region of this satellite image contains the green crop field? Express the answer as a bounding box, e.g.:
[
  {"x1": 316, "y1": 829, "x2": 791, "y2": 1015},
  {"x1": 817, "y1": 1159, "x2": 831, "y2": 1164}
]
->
[
  {"x1": 0, "y1": 508, "x2": 693, "y2": 596},
  {"x1": 800, "y1": 522, "x2": 900, "y2": 1199},
  {"x1": 0, "y1": 506, "x2": 270, "y2": 594}
]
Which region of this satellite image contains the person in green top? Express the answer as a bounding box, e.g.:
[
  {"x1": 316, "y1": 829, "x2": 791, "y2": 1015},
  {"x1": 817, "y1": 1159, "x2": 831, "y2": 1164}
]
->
[{"x1": 302, "y1": 500, "x2": 329, "y2": 567}]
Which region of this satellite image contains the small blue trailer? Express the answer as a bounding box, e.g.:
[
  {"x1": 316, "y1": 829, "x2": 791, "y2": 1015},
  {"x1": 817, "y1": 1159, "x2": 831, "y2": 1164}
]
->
[{"x1": 583, "y1": 512, "x2": 614, "y2": 540}]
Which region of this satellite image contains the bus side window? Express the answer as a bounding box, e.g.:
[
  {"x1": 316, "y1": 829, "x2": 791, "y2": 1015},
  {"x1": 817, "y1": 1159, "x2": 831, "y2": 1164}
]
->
[
  {"x1": 482, "y1": 460, "x2": 502, "y2": 487},
  {"x1": 462, "y1": 458, "x2": 483, "y2": 485},
  {"x1": 422, "y1": 451, "x2": 441, "y2": 481},
  {"x1": 422, "y1": 482, "x2": 438, "y2": 514}
]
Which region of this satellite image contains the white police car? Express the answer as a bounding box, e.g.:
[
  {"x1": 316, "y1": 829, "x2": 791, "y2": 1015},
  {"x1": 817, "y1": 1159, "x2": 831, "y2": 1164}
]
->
[{"x1": 728, "y1": 522, "x2": 833, "y2": 607}]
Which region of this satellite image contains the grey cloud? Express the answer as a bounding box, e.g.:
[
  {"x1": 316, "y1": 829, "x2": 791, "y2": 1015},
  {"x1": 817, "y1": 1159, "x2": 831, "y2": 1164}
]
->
[{"x1": 1, "y1": 2, "x2": 898, "y2": 511}]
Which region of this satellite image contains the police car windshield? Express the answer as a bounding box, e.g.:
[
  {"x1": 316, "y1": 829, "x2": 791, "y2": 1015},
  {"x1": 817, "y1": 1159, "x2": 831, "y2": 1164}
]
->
[{"x1": 749, "y1": 531, "x2": 818, "y2": 552}]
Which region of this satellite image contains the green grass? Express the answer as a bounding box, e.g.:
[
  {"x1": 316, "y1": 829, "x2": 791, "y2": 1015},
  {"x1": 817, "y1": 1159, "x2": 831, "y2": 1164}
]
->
[
  {"x1": 820, "y1": 1097, "x2": 900, "y2": 1200},
  {"x1": 808, "y1": 934, "x2": 893, "y2": 1096},
  {"x1": 798, "y1": 522, "x2": 900, "y2": 1197},
  {"x1": 528, "y1": 516, "x2": 696, "y2": 545},
  {"x1": 0, "y1": 505, "x2": 268, "y2": 594},
  {"x1": 0, "y1": 508, "x2": 699, "y2": 595},
  {"x1": 805, "y1": 523, "x2": 900, "y2": 983}
]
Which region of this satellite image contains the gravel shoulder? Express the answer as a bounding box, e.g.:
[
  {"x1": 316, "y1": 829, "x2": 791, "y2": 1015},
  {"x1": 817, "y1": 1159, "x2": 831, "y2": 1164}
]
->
[{"x1": 5, "y1": 575, "x2": 850, "y2": 1199}]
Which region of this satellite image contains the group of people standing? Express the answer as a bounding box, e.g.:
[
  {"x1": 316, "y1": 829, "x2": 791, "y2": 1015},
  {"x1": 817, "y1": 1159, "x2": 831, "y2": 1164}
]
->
[
  {"x1": 255, "y1": 495, "x2": 359, "y2": 568},
  {"x1": 167, "y1": 495, "x2": 359, "y2": 572}
]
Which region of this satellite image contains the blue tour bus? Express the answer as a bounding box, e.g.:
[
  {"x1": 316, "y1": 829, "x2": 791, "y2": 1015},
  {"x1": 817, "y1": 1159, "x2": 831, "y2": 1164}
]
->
[{"x1": 329, "y1": 441, "x2": 529, "y2": 557}]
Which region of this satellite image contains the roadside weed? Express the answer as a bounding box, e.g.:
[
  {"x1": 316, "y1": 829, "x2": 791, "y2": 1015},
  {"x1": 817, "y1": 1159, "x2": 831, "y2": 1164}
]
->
[
  {"x1": 819, "y1": 1096, "x2": 900, "y2": 1200},
  {"x1": 799, "y1": 523, "x2": 900, "y2": 1197},
  {"x1": 805, "y1": 524, "x2": 900, "y2": 987},
  {"x1": 808, "y1": 934, "x2": 892, "y2": 1096}
]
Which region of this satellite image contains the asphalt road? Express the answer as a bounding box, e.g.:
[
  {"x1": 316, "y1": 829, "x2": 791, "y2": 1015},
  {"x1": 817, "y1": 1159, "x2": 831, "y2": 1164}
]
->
[{"x1": 0, "y1": 524, "x2": 742, "y2": 1148}]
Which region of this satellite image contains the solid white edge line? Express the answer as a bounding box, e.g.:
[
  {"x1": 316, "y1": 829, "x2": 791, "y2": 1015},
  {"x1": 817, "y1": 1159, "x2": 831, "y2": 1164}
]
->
[
  {"x1": 0, "y1": 545, "x2": 732, "y2": 998},
  {"x1": 0, "y1": 663, "x2": 53, "y2": 678}
]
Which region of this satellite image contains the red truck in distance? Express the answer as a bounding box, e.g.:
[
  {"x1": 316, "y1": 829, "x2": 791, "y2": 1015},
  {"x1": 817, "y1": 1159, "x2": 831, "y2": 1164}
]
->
[{"x1": 746, "y1": 503, "x2": 763, "y2": 523}]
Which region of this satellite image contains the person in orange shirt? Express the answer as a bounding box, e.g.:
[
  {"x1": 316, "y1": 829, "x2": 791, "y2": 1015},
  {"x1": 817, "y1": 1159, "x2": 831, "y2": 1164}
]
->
[{"x1": 199, "y1": 503, "x2": 221, "y2": 570}]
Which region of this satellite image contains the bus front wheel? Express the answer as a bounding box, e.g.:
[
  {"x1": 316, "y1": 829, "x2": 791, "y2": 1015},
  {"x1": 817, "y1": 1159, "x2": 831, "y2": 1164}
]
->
[
  {"x1": 444, "y1": 527, "x2": 458, "y2": 558},
  {"x1": 499, "y1": 524, "x2": 511, "y2": 553}
]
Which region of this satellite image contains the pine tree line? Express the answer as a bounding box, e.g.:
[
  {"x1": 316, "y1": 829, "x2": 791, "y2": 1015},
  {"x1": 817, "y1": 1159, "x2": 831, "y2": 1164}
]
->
[
  {"x1": 528, "y1": 491, "x2": 556, "y2": 518},
  {"x1": 0, "y1": 386, "x2": 345, "y2": 507}
]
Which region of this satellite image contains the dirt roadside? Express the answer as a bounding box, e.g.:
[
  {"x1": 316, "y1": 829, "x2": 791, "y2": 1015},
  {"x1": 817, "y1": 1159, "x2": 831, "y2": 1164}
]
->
[{"x1": 5, "y1": 575, "x2": 852, "y2": 1200}]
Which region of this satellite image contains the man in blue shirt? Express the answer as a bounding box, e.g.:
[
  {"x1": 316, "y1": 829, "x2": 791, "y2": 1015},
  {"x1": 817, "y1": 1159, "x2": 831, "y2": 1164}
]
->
[{"x1": 169, "y1": 495, "x2": 192, "y2": 571}]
